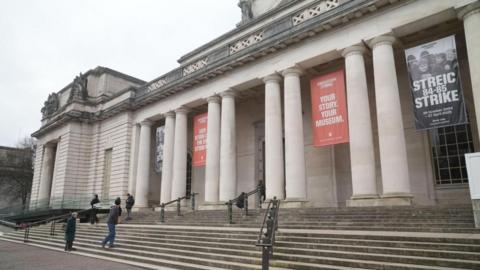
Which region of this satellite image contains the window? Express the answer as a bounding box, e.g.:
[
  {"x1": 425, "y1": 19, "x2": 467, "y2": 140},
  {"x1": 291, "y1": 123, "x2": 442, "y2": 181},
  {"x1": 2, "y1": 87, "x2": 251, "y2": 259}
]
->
[
  {"x1": 102, "y1": 149, "x2": 112, "y2": 198},
  {"x1": 430, "y1": 124, "x2": 474, "y2": 185}
]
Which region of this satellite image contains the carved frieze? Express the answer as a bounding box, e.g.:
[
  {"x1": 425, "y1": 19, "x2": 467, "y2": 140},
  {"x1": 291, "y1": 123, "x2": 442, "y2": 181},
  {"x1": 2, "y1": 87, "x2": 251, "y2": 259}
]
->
[
  {"x1": 230, "y1": 31, "x2": 265, "y2": 54},
  {"x1": 292, "y1": 0, "x2": 340, "y2": 26},
  {"x1": 183, "y1": 58, "x2": 209, "y2": 76},
  {"x1": 147, "y1": 78, "x2": 167, "y2": 92}
]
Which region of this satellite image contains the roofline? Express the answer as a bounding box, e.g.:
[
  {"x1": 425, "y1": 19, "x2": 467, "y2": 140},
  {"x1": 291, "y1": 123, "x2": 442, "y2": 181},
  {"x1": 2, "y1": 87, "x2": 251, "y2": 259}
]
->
[{"x1": 177, "y1": 0, "x2": 302, "y2": 63}]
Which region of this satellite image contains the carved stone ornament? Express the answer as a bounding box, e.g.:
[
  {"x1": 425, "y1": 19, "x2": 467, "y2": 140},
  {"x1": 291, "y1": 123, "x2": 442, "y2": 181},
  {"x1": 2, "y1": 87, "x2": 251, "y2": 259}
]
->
[
  {"x1": 238, "y1": 0, "x2": 254, "y2": 25},
  {"x1": 41, "y1": 92, "x2": 59, "y2": 118},
  {"x1": 69, "y1": 72, "x2": 88, "y2": 102}
]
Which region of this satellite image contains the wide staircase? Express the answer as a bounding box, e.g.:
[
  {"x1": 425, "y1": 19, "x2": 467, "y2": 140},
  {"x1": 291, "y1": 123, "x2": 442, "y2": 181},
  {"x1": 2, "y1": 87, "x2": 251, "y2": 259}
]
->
[{"x1": 1, "y1": 205, "x2": 480, "y2": 269}]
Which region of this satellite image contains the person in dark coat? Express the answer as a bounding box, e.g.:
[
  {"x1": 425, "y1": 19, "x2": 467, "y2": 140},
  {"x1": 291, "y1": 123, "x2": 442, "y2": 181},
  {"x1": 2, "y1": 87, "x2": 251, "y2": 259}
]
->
[
  {"x1": 90, "y1": 194, "x2": 100, "y2": 225},
  {"x1": 125, "y1": 193, "x2": 135, "y2": 221},
  {"x1": 257, "y1": 181, "x2": 266, "y2": 203},
  {"x1": 236, "y1": 192, "x2": 246, "y2": 209},
  {"x1": 65, "y1": 212, "x2": 78, "y2": 251},
  {"x1": 101, "y1": 197, "x2": 122, "y2": 248}
]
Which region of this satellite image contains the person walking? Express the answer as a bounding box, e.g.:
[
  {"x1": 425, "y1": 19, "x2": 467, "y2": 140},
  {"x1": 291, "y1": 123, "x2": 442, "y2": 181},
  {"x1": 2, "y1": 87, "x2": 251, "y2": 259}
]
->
[
  {"x1": 90, "y1": 194, "x2": 100, "y2": 225},
  {"x1": 65, "y1": 212, "x2": 78, "y2": 252},
  {"x1": 101, "y1": 197, "x2": 122, "y2": 248},
  {"x1": 125, "y1": 193, "x2": 135, "y2": 221}
]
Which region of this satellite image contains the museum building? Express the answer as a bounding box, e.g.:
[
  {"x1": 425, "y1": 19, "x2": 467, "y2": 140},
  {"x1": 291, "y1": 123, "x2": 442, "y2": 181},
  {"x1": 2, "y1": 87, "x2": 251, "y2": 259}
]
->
[{"x1": 29, "y1": 0, "x2": 480, "y2": 210}]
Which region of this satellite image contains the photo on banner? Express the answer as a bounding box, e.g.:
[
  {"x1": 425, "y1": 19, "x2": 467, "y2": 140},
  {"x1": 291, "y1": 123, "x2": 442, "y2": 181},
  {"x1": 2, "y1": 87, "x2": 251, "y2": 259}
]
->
[
  {"x1": 310, "y1": 69, "x2": 349, "y2": 147},
  {"x1": 192, "y1": 113, "x2": 208, "y2": 167},
  {"x1": 404, "y1": 35, "x2": 467, "y2": 130}
]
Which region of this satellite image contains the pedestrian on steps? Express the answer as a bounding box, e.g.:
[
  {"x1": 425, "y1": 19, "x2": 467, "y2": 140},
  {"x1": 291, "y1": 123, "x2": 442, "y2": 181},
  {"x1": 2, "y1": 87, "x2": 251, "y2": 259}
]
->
[
  {"x1": 90, "y1": 194, "x2": 100, "y2": 225},
  {"x1": 65, "y1": 212, "x2": 78, "y2": 252},
  {"x1": 101, "y1": 197, "x2": 122, "y2": 248},
  {"x1": 125, "y1": 193, "x2": 135, "y2": 221},
  {"x1": 236, "y1": 192, "x2": 246, "y2": 209}
]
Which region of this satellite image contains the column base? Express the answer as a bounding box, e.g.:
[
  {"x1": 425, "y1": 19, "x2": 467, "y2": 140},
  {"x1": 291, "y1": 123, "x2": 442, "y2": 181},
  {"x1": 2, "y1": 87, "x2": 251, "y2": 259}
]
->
[
  {"x1": 198, "y1": 201, "x2": 228, "y2": 210},
  {"x1": 472, "y1": 199, "x2": 480, "y2": 228},
  {"x1": 347, "y1": 193, "x2": 413, "y2": 207}
]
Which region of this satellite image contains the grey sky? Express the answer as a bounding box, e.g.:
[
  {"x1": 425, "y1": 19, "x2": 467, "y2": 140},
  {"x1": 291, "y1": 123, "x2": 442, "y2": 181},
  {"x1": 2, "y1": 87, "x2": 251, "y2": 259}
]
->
[{"x1": 0, "y1": 0, "x2": 239, "y2": 147}]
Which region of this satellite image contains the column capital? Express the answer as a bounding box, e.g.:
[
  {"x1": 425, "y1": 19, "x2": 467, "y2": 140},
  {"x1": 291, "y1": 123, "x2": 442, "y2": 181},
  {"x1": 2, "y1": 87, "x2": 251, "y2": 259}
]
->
[
  {"x1": 281, "y1": 67, "x2": 303, "y2": 77},
  {"x1": 341, "y1": 45, "x2": 367, "y2": 58},
  {"x1": 139, "y1": 120, "x2": 153, "y2": 127},
  {"x1": 175, "y1": 106, "x2": 190, "y2": 114},
  {"x1": 219, "y1": 89, "x2": 236, "y2": 98},
  {"x1": 369, "y1": 35, "x2": 396, "y2": 50},
  {"x1": 458, "y1": 2, "x2": 480, "y2": 21},
  {"x1": 262, "y1": 74, "x2": 282, "y2": 83},
  {"x1": 206, "y1": 95, "x2": 221, "y2": 103},
  {"x1": 163, "y1": 111, "x2": 175, "y2": 118}
]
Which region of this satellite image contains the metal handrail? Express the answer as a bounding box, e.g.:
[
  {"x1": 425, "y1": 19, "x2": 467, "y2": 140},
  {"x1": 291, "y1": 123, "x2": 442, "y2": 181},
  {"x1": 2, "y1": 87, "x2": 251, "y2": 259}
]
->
[
  {"x1": 22, "y1": 207, "x2": 92, "y2": 243},
  {"x1": 159, "y1": 192, "x2": 198, "y2": 223},
  {"x1": 255, "y1": 197, "x2": 280, "y2": 270},
  {"x1": 226, "y1": 186, "x2": 263, "y2": 224}
]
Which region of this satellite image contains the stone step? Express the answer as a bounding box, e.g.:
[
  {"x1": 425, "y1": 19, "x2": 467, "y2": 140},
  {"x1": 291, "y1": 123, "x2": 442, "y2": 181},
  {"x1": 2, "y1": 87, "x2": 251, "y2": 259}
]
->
[
  {"x1": 0, "y1": 234, "x2": 264, "y2": 270},
  {"x1": 28, "y1": 226, "x2": 480, "y2": 267},
  {"x1": 25, "y1": 229, "x2": 480, "y2": 262},
  {"x1": 3, "y1": 232, "x2": 472, "y2": 270}
]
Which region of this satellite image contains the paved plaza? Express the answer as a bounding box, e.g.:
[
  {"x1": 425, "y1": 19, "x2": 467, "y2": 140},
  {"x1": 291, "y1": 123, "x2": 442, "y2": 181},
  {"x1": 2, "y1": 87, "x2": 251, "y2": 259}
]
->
[{"x1": 0, "y1": 240, "x2": 147, "y2": 270}]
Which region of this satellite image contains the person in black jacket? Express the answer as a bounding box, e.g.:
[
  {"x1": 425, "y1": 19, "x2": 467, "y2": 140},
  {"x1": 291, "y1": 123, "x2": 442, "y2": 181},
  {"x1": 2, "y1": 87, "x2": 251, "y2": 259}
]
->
[
  {"x1": 125, "y1": 193, "x2": 135, "y2": 221},
  {"x1": 65, "y1": 212, "x2": 78, "y2": 251},
  {"x1": 90, "y1": 194, "x2": 100, "y2": 224},
  {"x1": 101, "y1": 197, "x2": 122, "y2": 248},
  {"x1": 236, "y1": 192, "x2": 246, "y2": 209}
]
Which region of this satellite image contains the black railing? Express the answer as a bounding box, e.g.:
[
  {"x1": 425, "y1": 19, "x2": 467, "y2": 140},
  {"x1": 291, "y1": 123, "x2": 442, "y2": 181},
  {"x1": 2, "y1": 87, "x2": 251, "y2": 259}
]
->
[
  {"x1": 226, "y1": 185, "x2": 264, "y2": 224},
  {"x1": 21, "y1": 208, "x2": 92, "y2": 242},
  {"x1": 159, "y1": 193, "x2": 198, "y2": 223},
  {"x1": 255, "y1": 197, "x2": 280, "y2": 270}
]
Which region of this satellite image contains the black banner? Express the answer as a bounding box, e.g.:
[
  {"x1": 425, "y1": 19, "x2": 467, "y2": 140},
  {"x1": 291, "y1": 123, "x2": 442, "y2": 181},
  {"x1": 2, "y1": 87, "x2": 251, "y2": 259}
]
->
[{"x1": 404, "y1": 35, "x2": 467, "y2": 130}]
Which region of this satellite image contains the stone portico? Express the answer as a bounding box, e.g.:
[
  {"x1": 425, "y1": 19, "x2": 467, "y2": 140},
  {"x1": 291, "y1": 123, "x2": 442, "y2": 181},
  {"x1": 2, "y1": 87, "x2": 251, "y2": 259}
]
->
[{"x1": 30, "y1": 0, "x2": 480, "y2": 210}]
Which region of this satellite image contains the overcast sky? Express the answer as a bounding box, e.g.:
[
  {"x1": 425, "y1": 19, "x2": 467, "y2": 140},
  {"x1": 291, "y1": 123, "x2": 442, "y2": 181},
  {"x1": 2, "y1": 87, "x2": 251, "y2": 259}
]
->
[{"x1": 0, "y1": 0, "x2": 239, "y2": 147}]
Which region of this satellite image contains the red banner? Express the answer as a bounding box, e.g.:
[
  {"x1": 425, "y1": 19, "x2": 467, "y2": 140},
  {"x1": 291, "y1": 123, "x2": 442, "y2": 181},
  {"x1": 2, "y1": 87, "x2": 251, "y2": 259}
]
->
[
  {"x1": 310, "y1": 69, "x2": 349, "y2": 147},
  {"x1": 192, "y1": 113, "x2": 208, "y2": 167}
]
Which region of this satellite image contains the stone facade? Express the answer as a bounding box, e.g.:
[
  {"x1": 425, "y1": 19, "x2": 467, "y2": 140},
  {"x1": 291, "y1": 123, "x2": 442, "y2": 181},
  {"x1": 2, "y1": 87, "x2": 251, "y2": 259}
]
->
[{"x1": 30, "y1": 0, "x2": 480, "y2": 210}]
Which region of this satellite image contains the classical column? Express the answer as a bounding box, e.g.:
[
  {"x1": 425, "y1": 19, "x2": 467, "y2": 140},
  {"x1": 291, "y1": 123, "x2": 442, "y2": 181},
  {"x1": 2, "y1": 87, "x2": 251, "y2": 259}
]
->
[
  {"x1": 37, "y1": 144, "x2": 55, "y2": 207},
  {"x1": 219, "y1": 91, "x2": 237, "y2": 201},
  {"x1": 135, "y1": 120, "x2": 152, "y2": 208},
  {"x1": 205, "y1": 96, "x2": 221, "y2": 202},
  {"x1": 342, "y1": 45, "x2": 378, "y2": 199},
  {"x1": 459, "y1": 2, "x2": 480, "y2": 141},
  {"x1": 160, "y1": 112, "x2": 175, "y2": 204},
  {"x1": 263, "y1": 74, "x2": 285, "y2": 200},
  {"x1": 171, "y1": 107, "x2": 189, "y2": 200},
  {"x1": 281, "y1": 68, "x2": 306, "y2": 199},
  {"x1": 370, "y1": 35, "x2": 411, "y2": 197}
]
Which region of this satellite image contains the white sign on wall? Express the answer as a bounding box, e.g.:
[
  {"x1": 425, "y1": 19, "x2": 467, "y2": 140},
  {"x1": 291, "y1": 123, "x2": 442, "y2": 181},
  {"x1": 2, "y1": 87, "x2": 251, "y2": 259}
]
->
[{"x1": 465, "y1": 153, "x2": 480, "y2": 200}]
